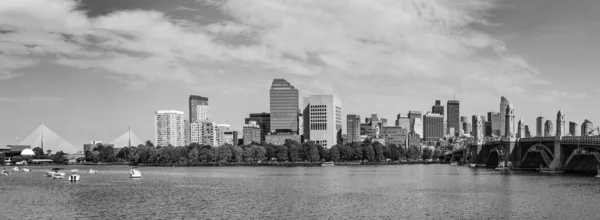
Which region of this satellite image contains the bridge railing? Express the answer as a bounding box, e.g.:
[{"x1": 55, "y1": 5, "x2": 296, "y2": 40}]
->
[
  {"x1": 519, "y1": 137, "x2": 557, "y2": 142},
  {"x1": 562, "y1": 136, "x2": 600, "y2": 145}
]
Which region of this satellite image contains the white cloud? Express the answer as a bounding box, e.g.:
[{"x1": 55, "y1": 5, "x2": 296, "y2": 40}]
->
[{"x1": 176, "y1": 6, "x2": 199, "y2": 12}]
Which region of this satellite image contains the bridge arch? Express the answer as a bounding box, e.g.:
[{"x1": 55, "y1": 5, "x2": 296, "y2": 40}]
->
[
  {"x1": 520, "y1": 143, "x2": 554, "y2": 169},
  {"x1": 564, "y1": 147, "x2": 600, "y2": 173},
  {"x1": 525, "y1": 143, "x2": 554, "y2": 158},
  {"x1": 485, "y1": 145, "x2": 505, "y2": 168}
]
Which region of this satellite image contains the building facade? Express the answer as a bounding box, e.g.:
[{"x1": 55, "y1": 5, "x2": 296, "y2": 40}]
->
[
  {"x1": 500, "y1": 96, "x2": 510, "y2": 137},
  {"x1": 488, "y1": 112, "x2": 501, "y2": 136},
  {"x1": 265, "y1": 133, "x2": 301, "y2": 145},
  {"x1": 245, "y1": 112, "x2": 270, "y2": 141},
  {"x1": 243, "y1": 121, "x2": 261, "y2": 145},
  {"x1": 395, "y1": 114, "x2": 410, "y2": 130},
  {"x1": 270, "y1": 79, "x2": 299, "y2": 133},
  {"x1": 447, "y1": 100, "x2": 460, "y2": 136},
  {"x1": 537, "y1": 116, "x2": 545, "y2": 137},
  {"x1": 347, "y1": 114, "x2": 361, "y2": 143},
  {"x1": 216, "y1": 124, "x2": 230, "y2": 146},
  {"x1": 189, "y1": 95, "x2": 209, "y2": 123},
  {"x1": 303, "y1": 95, "x2": 342, "y2": 148},
  {"x1": 504, "y1": 103, "x2": 515, "y2": 138},
  {"x1": 432, "y1": 100, "x2": 444, "y2": 116},
  {"x1": 413, "y1": 118, "x2": 423, "y2": 138},
  {"x1": 190, "y1": 121, "x2": 217, "y2": 146},
  {"x1": 544, "y1": 120, "x2": 554, "y2": 137},
  {"x1": 408, "y1": 111, "x2": 422, "y2": 134},
  {"x1": 381, "y1": 126, "x2": 409, "y2": 146},
  {"x1": 155, "y1": 110, "x2": 185, "y2": 147},
  {"x1": 582, "y1": 120, "x2": 594, "y2": 136},
  {"x1": 556, "y1": 109, "x2": 565, "y2": 137},
  {"x1": 569, "y1": 122, "x2": 579, "y2": 136},
  {"x1": 423, "y1": 113, "x2": 444, "y2": 141},
  {"x1": 473, "y1": 115, "x2": 483, "y2": 142}
]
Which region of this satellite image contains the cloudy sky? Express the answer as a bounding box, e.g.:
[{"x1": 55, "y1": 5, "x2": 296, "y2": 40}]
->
[{"x1": 1, "y1": 0, "x2": 599, "y2": 146}]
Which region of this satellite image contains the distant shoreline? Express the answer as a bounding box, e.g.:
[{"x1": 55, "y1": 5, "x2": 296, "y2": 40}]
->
[{"x1": 75, "y1": 161, "x2": 443, "y2": 167}]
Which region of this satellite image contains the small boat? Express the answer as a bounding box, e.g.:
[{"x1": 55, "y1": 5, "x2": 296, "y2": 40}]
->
[
  {"x1": 321, "y1": 162, "x2": 335, "y2": 167},
  {"x1": 68, "y1": 171, "x2": 81, "y2": 182},
  {"x1": 130, "y1": 167, "x2": 142, "y2": 178},
  {"x1": 1, "y1": 170, "x2": 10, "y2": 176},
  {"x1": 12, "y1": 167, "x2": 19, "y2": 171},
  {"x1": 21, "y1": 167, "x2": 31, "y2": 172},
  {"x1": 46, "y1": 168, "x2": 65, "y2": 177},
  {"x1": 88, "y1": 169, "x2": 98, "y2": 174},
  {"x1": 468, "y1": 164, "x2": 476, "y2": 168},
  {"x1": 450, "y1": 162, "x2": 458, "y2": 166},
  {"x1": 70, "y1": 169, "x2": 79, "y2": 172},
  {"x1": 52, "y1": 173, "x2": 65, "y2": 179}
]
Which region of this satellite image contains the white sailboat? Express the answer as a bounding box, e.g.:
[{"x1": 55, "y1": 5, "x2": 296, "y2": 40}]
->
[{"x1": 130, "y1": 167, "x2": 142, "y2": 178}]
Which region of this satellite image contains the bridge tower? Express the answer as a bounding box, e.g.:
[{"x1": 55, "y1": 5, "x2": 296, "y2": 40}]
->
[
  {"x1": 556, "y1": 109, "x2": 565, "y2": 137},
  {"x1": 504, "y1": 103, "x2": 515, "y2": 138},
  {"x1": 473, "y1": 115, "x2": 483, "y2": 143}
]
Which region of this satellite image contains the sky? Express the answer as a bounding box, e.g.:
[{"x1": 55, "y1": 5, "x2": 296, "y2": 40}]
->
[{"x1": 1, "y1": 0, "x2": 599, "y2": 147}]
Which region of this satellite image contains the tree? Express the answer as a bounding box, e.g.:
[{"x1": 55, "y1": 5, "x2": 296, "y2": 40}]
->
[
  {"x1": 372, "y1": 141, "x2": 384, "y2": 162},
  {"x1": 422, "y1": 147, "x2": 433, "y2": 160},
  {"x1": 32, "y1": 147, "x2": 44, "y2": 156},
  {"x1": 432, "y1": 149, "x2": 442, "y2": 160},
  {"x1": 316, "y1": 145, "x2": 327, "y2": 161},
  {"x1": 208, "y1": 147, "x2": 218, "y2": 162},
  {"x1": 232, "y1": 146, "x2": 244, "y2": 162},
  {"x1": 389, "y1": 144, "x2": 400, "y2": 161},
  {"x1": 145, "y1": 140, "x2": 154, "y2": 147},
  {"x1": 254, "y1": 145, "x2": 267, "y2": 162},
  {"x1": 330, "y1": 145, "x2": 340, "y2": 162},
  {"x1": 308, "y1": 144, "x2": 320, "y2": 162},
  {"x1": 244, "y1": 146, "x2": 256, "y2": 162},
  {"x1": 0, "y1": 152, "x2": 5, "y2": 163},
  {"x1": 276, "y1": 145, "x2": 288, "y2": 162},
  {"x1": 398, "y1": 145, "x2": 407, "y2": 160},
  {"x1": 364, "y1": 145, "x2": 375, "y2": 162},
  {"x1": 51, "y1": 151, "x2": 66, "y2": 164},
  {"x1": 288, "y1": 144, "x2": 300, "y2": 162},
  {"x1": 188, "y1": 147, "x2": 199, "y2": 164},
  {"x1": 218, "y1": 145, "x2": 233, "y2": 162},
  {"x1": 199, "y1": 148, "x2": 209, "y2": 163},
  {"x1": 407, "y1": 145, "x2": 421, "y2": 160}
]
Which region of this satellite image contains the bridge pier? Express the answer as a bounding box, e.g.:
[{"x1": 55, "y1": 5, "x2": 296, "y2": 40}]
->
[{"x1": 549, "y1": 136, "x2": 563, "y2": 170}]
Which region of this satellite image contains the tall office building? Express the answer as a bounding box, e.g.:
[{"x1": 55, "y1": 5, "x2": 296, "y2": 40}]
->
[
  {"x1": 155, "y1": 110, "x2": 185, "y2": 147},
  {"x1": 408, "y1": 111, "x2": 422, "y2": 134},
  {"x1": 517, "y1": 119, "x2": 524, "y2": 138},
  {"x1": 484, "y1": 121, "x2": 492, "y2": 137},
  {"x1": 524, "y1": 125, "x2": 532, "y2": 138},
  {"x1": 504, "y1": 103, "x2": 515, "y2": 138},
  {"x1": 488, "y1": 112, "x2": 501, "y2": 136},
  {"x1": 472, "y1": 115, "x2": 483, "y2": 142},
  {"x1": 556, "y1": 109, "x2": 565, "y2": 137},
  {"x1": 432, "y1": 100, "x2": 444, "y2": 116},
  {"x1": 413, "y1": 118, "x2": 423, "y2": 138},
  {"x1": 216, "y1": 124, "x2": 231, "y2": 146},
  {"x1": 270, "y1": 79, "x2": 299, "y2": 133},
  {"x1": 395, "y1": 114, "x2": 410, "y2": 130},
  {"x1": 581, "y1": 120, "x2": 594, "y2": 136},
  {"x1": 347, "y1": 114, "x2": 361, "y2": 143},
  {"x1": 447, "y1": 100, "x2": 460, "y2": 136},
  {"x1": 189, "y1": 95, "x2": 209, "y2": 123},
  {"x1": 303, "y1": 95, "x2": 342, "y2": 148},
  {"x1": 184, "y1": 120, "x2": 191, "y2": 146},
  {"x1": 536, "y1": 116, "x2": 545, "y2": 137},
  {"x1": 423, "y1": 113, "x2": 444, "y2": 141},
  {"x1": 544, "y1": 120, "x2": 554, "y2": 137},
  {"x1": 245, "y1": 113, "x2": 271, "y2": 141},
  {"x1": 569, "y1": 122, "x2": 579, "y2": 136},
  {"x1": 500, "y1": 96, "x2": 510, "y2": 136}
]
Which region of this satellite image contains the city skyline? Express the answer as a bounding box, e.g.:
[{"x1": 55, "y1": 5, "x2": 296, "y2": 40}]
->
[{"x1": 2, "y1": 0, "x2": 600, "y2": 146}]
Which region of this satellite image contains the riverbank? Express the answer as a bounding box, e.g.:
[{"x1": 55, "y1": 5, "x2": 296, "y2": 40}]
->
[{"x1": 74, "y1": 160, "x2": 443, "y2": 167}]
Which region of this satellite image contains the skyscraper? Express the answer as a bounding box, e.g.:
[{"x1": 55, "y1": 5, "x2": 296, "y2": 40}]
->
[
  {"x1": 347, "y1": 114, "x2": 361, "y2": 143},
  {"x1": 270, "y1": 79, "x2": 299, "y2": 133},
  {"x1": 556, "y1": 109, "x2": 565, "y2": 137},
  {"x1": 581, "y1": 119, "x2": 593, "y2": 136},
  {"x1": 154, "y1": 110, "x2": 185, "y2": 147},
  {"x1": 190, "y1": 121, "x2": 217, "y2": 146},
  {"x1": 524, "y1": 125, "x2": 532, "y2": 138},
  {"x1": 189, "y1": 95, "x2": 209, "y2": 123},
  {"x1": 395, "y1": 114, "x2": 410, "y2": 130},
  {"x1": 536, "y1": 116, "x2": 545, "y2": 137},
  {"x1": 500, "y1": 96, "x2": 510, "y2": 136},
  {"x1": 517, "y1": 119, "x2": 524, "y2": 138},
  {"x1": 408, "y1": 111, "x2": 422, "y2": 134},
  {"x1": 413, "y1": 118, "x2": 423, "y2": 138},
  {"x1": 488, "y1": 112, "x2": 501, "y2": 136},
  {"x1": 569, "y1": 122, "x2": 579, "y2": 136},
  {"x1": 544, "y1": 120, "x2": 554, "y2": 137},
  {"x1": 423, "y1": 113, "x2": 444, "y2": 141},
  {"x1": 303, "y1": 95, "x2": 342, "y2": 148},
  {"x1": 447, "y1": 100, "x2": 460, "y2": 136},
  {"x1": 432, "y1": 100, "x2": 444, "y2": 116}
]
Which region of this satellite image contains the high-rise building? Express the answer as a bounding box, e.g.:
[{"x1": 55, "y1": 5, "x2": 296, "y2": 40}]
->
[
  {"x1": 184, "y1": 120, "x2": 191, "y2": 146},
  {"x1": 488, "y1": 112, "x2": 501, "y2": 136},
  {"x1": 243, "y1": 121, "x2": 261, "y2": 145},
  {"x1": 423, "y1": 113, "x2": 444, "y2": 141},
  {"x1": 500, "y1": 96, "x2": 510, "y2": 137},
  {"x1": 432, "y1": 100, "x2": 444, "y2": 116},
  {"x1": 484, "y1": 121, "x2": 492, "y2": 137},
  {"x1": 395, "y1": 114, "x2": 410, "y2": 130},
  {"x1": 154, "y1": 110, "x2": 185, "y2": 147},
  {"x1": 536, "y1": 116, "x2": 545, "y2": 137},
  {"x1": 303, "y1": 95, "x2": 342, "y2": 148},
  {"x1": 408, "y1": 111, "x2": 422, "y2": 134},
  {"x1": 504, "y1": 103, "x2": 515, "y2": 138},
  {"x1": 544, "y1": 120, "x2": 554, "y2": 137},
  {"x1": 245, "y1": 113, "x2": 270, "y2": 141},
  {"x1": 347, "y1": 114, "x2": 361, "y2": 143},
  {"x1": 524, "y1": 125, "x2": 532, "y2": 138},
  {"x1": 381, "y1": 126, "x2": 410, "y2": 146},
  {"x1": 413, "y1": 118, "x2": 423, "y2": 138},
  {"x1": 581, "y1": 120, "x2": 594, "y2": 136},
  {"x1": 472, "y1": 115, "x2": 483, "y2": 142},
  {"x1": 190, "y1": 121, "x2": 217, "y2": 146},
  {"x1": 569, "y1": 122, "x2": 579, "y2": 136},
  {"x1": 189, "y1": 95, "x2": 209, "y2": 123},
  {"x1": 270, "y1": 79, "x2": 299, "y2": 133},
  {"x1": 216, "y1": 124, "x2": 231, "y2": 146},
  {"x1": 223, "y1": 131, "x2": 238, "y2": 146},
  {"x1": 517, "y1": 119, "x2": 524, "y2": 138},
  {"x1": 556, "y1": 109, "x2": 565, "y2": 137},
  {"x1": 447, "y1": 100, "x2": 460, "y2": 136}
]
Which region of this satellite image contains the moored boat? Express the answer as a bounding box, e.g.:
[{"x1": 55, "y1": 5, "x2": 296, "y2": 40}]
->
[
  {"x1": 468, "y1": 164, "x2": 476, "y2": 168},
  {"x1": 69, "y1": 171, "x2": 81, "y2": 182},
  {"x1": 1, "y1": 170, "x2": 10, "y2": 176},
  {"x1": 321, "y1": 162, "x2": 335, "y2": 167},
  {"x1": 52, "y1": 173, "x2": 65, "y2": 179},
  {"x1": 12, "y1": 167, "x2": 19, "y2": 171},
  {"x1": 88, "y1": 169, "x2": 98, "y2": 174},
  {"x1": 46, "y1": 168, "x2": 65, "y2": 177},
  {"x1": 130, "y1": 167, "x2": 141, "y2": 178},
  {"x1": 21, "y1": 167, "x2": 31, "y2": 172}
]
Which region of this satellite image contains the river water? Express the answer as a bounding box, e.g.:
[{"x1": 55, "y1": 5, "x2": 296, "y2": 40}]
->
[{"x1": 1, "y1": 164, "x2": 599, "y2": 219}]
